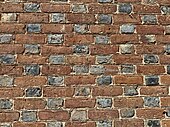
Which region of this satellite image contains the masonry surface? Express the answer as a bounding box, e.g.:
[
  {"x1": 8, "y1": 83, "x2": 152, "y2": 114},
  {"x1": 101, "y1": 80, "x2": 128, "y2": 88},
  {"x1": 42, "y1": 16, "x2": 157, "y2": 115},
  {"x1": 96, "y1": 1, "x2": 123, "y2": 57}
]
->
[{"x1": 0, "y1": 0, "x2": 170, "y2": 127}]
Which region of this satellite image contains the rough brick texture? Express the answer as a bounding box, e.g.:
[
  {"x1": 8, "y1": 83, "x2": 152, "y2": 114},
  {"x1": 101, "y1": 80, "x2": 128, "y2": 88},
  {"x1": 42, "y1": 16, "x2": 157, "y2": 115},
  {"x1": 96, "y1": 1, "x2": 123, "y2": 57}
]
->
[{"x1": 0, "y1": 0, "x2": 169, "y2": 127}]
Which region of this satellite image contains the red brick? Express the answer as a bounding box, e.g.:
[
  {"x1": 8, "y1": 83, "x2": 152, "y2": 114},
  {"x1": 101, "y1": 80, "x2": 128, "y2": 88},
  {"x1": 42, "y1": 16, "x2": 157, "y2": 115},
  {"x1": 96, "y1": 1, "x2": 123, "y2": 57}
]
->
[
  {"x1": 111, "y1": 34, "x2": 139, "y2": 44},
  {"x1": 115, "y1": 75, "x2": 143, "y2": 85},
  {"x1": 66, "y1": 14, "x2": 95, "y2": 24},
  {"x1": 14, "y1": 99, "x2": 46, "y2": 110},
  {"x1": 114, "y1": 119, "x2": 144, "y2": 127},
  {"x1": 133, "y1": 5, "x2": 160, "y2": 14},
  {"x1": 66, "y1": 122, "x2": 96, "y2": 127},
  {"x1": 88, "y1": 4, "x2": 116, "y2": 13},
  {"x1": 43, "y1": 87, "x2": 74, "y2": 97},
  {"x1": 65, "y1": 98, "x2": 95, "y2": 108},
  {"x1": 0, "y1": 88, "x2": 24, "y2": 98},
  {"x1": 162, "y1": 120, "x2": 170, "y2": 127},
  {"x1": 42, "y1": 24, "x2": 64, "y2": 33},
  {"x1": 64, "y1": 34, "x2": 94, "y2": 46},
  {"x1": 14, "y1": 76, "x2": 47, "y2": 87},
  {"x1": 41, "y1": 3, "x2": 70, "y2": 12},
  {"x1": 66, "y1": 56, "x2": 95, "y2": 65},
  {"x1": 42, "y1": 65, "x2": 72, "y2": 75},
  {"x1": 160, "y1": 55, "x2": 170, "y2": 64},
  {"x1": 0, "y1": 44, "x2": 24, "y2": 54},
  {"x1": 0, "y1": 112, "x2": 19, "y2": 122},
  {"x1": 65, "y1": 76, "x2": 96, "y2": 86},
  {"x1": 160, "y1": 76, "x2": 170, "y2": 85},
  {"x1": 117, "y1": 0, "x2": 141, "y2": 2},
  {"x1": 90, "y1": 45, "x2": 118, "y2": 55},
  {"x1": 69, "y1": 0, "x2": 96, "y2": 3},
  {"x1": 19, "y1": 13, "x2": 48, "y2": 23},
  {"x1": 89, "y1": 25, "x2": 119, "y2": 34},
  {"x1": 39, "y1": 110, "x2": 70, "y2": 121},
  {"x1": 17, "y1": 55, "x2": 47, "y2": 64},
  {"x1": 136, "y1": 109, "x2": 165, "y2": 119},
  {"x1": 140, "y1": 86, "x2": 168, "y2": 96},
  {"x1": 136, "y1": 45, "x2": 164, "y2": 54},
  {"x1": 113, "y1": 55, "x2": 142, "y2": 64},
  {"x1": 88, "y1": 110, "x2": 119, "y2": 120},
  {"x1": 0, "y1": 3, "x2": 23, "y2": 12},
  {"x1": 158, "y1": 15, "x2": 170, "y2": 25},
  {"x1": 114, "y1": 97, "x2": 144, "y2": 108},
  {"x1": 41, "y1": 46, "x2": 73, "y2": 56},
  {"x1": 13, "y1": 122, "x2": 46, "y2": 127},
  {"x1": 0, "y1": 65, "x2": 23, "y2": 76},
  {"x1": 161, "y1": 97, "x2": 170, "y2": 107},
  {"x1": 136, "y1": 25, "x2": 164, "y2": 35},
  {"x1": 156, "y1": 35, "x2": 170, "y2": 44},
  {"x1": 16, "y1": 34, "x2": 46, "y2": 44},
  {"x1": 113, "y1": 14, "x2": 141, "y2": 24},
  {"x1": 92, "y1": 86, "x2": 123, "y2": 97},
  {"x1": 0, "y1": 24, "x2": 25, "y2": 33},
  {"x1": 137, "y1": 65, "x2": 165, "y2": 75},
  {"x1": 104, "y1": 65, "x2": 119, "y2": 75}
]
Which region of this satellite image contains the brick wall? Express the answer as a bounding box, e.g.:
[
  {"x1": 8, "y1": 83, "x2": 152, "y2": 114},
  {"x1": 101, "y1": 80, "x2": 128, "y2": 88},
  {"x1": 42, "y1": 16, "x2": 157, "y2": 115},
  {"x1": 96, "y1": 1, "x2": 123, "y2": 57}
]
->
[{"x1": 0, "y1": 0, "x2": 170, "y2": 127}]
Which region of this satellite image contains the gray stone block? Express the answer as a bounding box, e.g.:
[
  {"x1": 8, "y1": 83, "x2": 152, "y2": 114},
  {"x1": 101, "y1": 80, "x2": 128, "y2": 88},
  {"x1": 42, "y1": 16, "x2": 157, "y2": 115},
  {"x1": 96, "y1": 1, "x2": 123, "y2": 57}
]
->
[
  {"x1": 25, "y1": 44, "x2": 40, "y2": 54},
  {"x1": 74, "y1": 24, "x2": 88, "y2": 33},
  {"x1": 73, "y1": 45, "x2": 89, "y2": 54},
  {"x1": 142, "y1": 15, "x2": 157, "y2": 24},
  {"x1": 144, "y1": 97, "x2": 160, "y2": 107},
  {"x1": 120, "y1": 108, "x2": 135, "y2": 118},
  {"x1": 47, "y1": 122, "x2": 63, "y2": 127},
  {"x1": 119, "y1": 4, "x2": 132, "y2": 14},
  {"x1": 95, "y1": 35, "x2": 109, "y2": 44},
  {"x1": 48, "y1": 76, "x2": 64, "y2": 86},
  {"x1": 0, "y1": 76, "x2": 13, "y2": 87},
  {"x1": 26, "y1": 87, "x2": 42, "y2": 97},
  {"x1": 49, "y1": 55, "x2": 65, "y2": 65},
  {"x1": 21, "y1": 111, "x2": 37, "y2": 122},
  {"x1": 48, "y1": 34, "x2": 64, "y2": 44},
  {"x1": 0, "y1": 54, "x2": 15, "y2": 64},
  {"x1": 147, "y1": 120, "x2": 160, "y2": 127},
  {"x1": 24, "y1": 3, "x2": 40, "y2": 12},
  {"x1": 27, "y1": 24, "x2": 41, "y2": 33},
  {"x1": 0, "y1": 99, "x2": 13, "y2": 109},
  {"x1": 97, "y1": 98, "x2": 112, "y2": 108},
  {"x1": 72, "y1": 4, "x2": 87, "y2": 13},
  {"x1": 71, "y1": 110, "x2": 87, "y2": 122},
  {"x1": 124, "y1": 86, "x2": 138, "y2": 96},
  {"x1": 97, "y1": 55, "x2": 112, "y2": 64},
  {"x1": 51, "y1": 13, "x2": 65, "y2": 23},
  {"x1": 25, "y1": 65, "x2": 40, "y2": 76},
  {"x1": 73, "y1": 65, "x2": 89, "y2": 74},
  {"x1": 98, "y1": 14, "x2": 112, "y2": 24},
  {"x1": 90, "y1": 65, "x2": 105, "y2": 75},
  {"x1": 97, "y1": 0, "x2": 112, "y2": 3},
  {"x1": 97, "y1": 120, "x2": 112, "y2": 127},
  {"x1": 75, "y1": 87, "x2": 90, "y2": 96},
  {"x1": 144, "y1": 54, "x2": 158, "y2": 64},
  {"x1": 121, "y1": 64, "x2": 135, "y2": 74},
  {"x1": 145, "y1": 75, "x2": 159, "y2": 85},
  {"x1": 121, "y1": 24, "x2": 135, "y2": 34},
  {"x1": 47, "y1": 98, "x2": 64, "y2": 109},
  {"x1": 165, "y1": 45, "x2": 170, "y2": 54},
  {"x1": 0, "y1": 34, "x2": 12, "y2": 43},
  {"x1": 97, "y1": 75, "x2": 112, "y2": 85},
  {"x1": 161, "y1": 6, "x2": 170, "y2": 15},
  {"x1": 120, "y1": 44, "x2": 134, "y2": 54}
]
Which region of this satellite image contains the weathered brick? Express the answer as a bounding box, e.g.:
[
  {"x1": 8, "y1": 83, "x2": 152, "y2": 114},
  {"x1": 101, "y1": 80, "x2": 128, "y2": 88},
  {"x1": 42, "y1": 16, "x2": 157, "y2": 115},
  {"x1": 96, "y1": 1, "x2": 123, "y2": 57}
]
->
[
  {"x1": 71, "y1": 110, "x2": 87, "y2": 122},
  {"x1": 24, "y1": 3, "x2": 40, "y2": 12},
  {"x1": 48, "y1": 34, "x2": 64, "y2": 44},
  {"x1": 47, "y1": 98, "x2": 64, "y2": 109},
  {"x1": 95, "y1": 35, "x2": 109, "y2": 44},
  {"x1": 120, "y1": 24, "x2": 135, "y2": 34},
  {"x1": 0, "y1": 76, "x2": 13, "y2": 87},
  {"x1": 74, "y1": 24, "x2": 88, "y2": 34},
  {"x1": 49, "y1": 55, "x2": 65, "y2": 65},
  {"x1": 144, "y1": 54, "x2": 159, "y2": 64},
  {"x1": 97, "y1": 120, "x2": 112, "y2": 127},
  {"x1": 26, "y1": 87, "x2": 42, "y2": 97},
  {"x1": 48, "y1": 76, "x2": 64, "y2": 86},
  {"x1": 98, "y1": 14, "x2": 112, "y2": 24},
  {"x1": 21, "y1": 111, "x2": 37, "y2": 122},
  {"x1": 72, "y1": 4, "x2": 87, "y2": 13},
  {"x1": 124, "y1": 86, "x2": 138, "y2": 96},
  {"x1": 144, "y1": 97, "x2": 160, "y2": 107},
  {"x1": 121, "y1": 64, "x2": 135, "y2": 74},
  {"x1": 140, "y1": 35, "x2": 156, "y2": 43},
  {"x1": 119, "y1": 4, "x2": 132, "y2": 14},
  {"x1": 120, "y1": 109, "x2": 135, "y2": 118},
  {"x1": 97, "y1": 75, "x2": 112, "y2": 85},
  {"x1": 25, "y1": 65, "x2": 40, "y2": 76},
  {"x1": 1, "y1": 13, "x2": 17, "y2": 22},
  {"x1": 0, "y1": 54, "x2": 15, "y2": 64},
  {"x1": 75, "y1": 87, "x2": 90, "y2": 96},
  {"x1": 97, "y1": 98, "x2": 112, "y2": 108},
  {"x1": 51, "y1": 13, "x2": 65, "y2": 23},
  {"x1": 73, "y1": 45, "x2": 89, "y2": 54},
  {"x1": 25, "y1": 44, "x2": 40, "y2": 54},
  {"x1": 73, "y1": 65, "x2": 89, "y2": 74},
  {"x1": 0, "y1": 99, "x2": 13, "y2": 109},
  {"x1": 145, "y1": 75, "x2": 159, "y2": 85},
  {"x1": 47, "y1": 122, "x2": 63, "y2": 127},
  {"x1": 147, "y1": 120, "x2": 160, "y2": 127},
  {"x1": 142, "y1": 15, "x2": 157, "y2": 24},
  {"x1": 27, "y1": 24, "x2": 41, "y2": 33}
]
